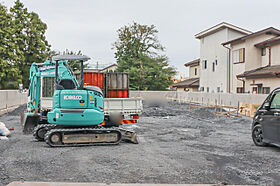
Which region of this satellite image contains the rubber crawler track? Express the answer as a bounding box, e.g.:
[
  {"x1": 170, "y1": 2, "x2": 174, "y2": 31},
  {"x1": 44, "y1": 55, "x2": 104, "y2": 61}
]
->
[
  {"x1": 33, "y1": 124, "x2": 57, "y2": 141},
  {"x1": 44, "y1": 128, "x2": 122, "y2": 147}
]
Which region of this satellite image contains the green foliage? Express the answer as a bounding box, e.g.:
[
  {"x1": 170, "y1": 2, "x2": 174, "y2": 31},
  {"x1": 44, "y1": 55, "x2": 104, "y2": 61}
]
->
[
  {"x1": 113, "y1": 22, "x2": 176, "y2": 90},
  {"x1": 0, "y1": 0, "x2": 50, "y2": 89},
  {"x1": 10, "y1": 0, "x2": 50, "y2": 88},
  {"x1": 0, "y1": 3, "x2": 21, "y2": 89}
]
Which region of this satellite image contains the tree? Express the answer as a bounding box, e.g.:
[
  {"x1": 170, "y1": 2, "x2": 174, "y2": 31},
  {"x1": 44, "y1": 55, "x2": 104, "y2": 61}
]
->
[
  {"x1": 113, "y1": 22, "x2": 176, "y2": 90},
  {"x1": 10, "y1": 0, "x2": 50, "y2": 88},
  {"x1": 0, "y1": 3, "x2": 21, "y2": 89}
]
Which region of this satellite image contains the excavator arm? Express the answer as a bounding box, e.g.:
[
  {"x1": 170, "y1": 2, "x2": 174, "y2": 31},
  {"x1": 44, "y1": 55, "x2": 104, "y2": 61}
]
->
[{"x1": 22, "y1": 60, "x2": 78, "y2": 134}]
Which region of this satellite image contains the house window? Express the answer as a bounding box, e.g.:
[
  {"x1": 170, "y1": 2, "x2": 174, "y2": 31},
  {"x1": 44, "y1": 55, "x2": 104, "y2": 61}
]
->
[
  {"x1": 202, "y1": 60, "x2": 207, "y2": 69},
  {"x1": 261, "y1": 48, "x2": 266, "y2": 56},
  {"x1": 263, "y1": 87, "x2": 270, "y2": 94},
  {"x1": 195, "y1": 68, "x2": 197, "y2": 75},
  {"x1": 200, "y1": 87, "x2": 204, "y2": 92},
  {"x1": 233, "y1": 48, "x2": 245, "y2": 63},
  {"x1": 252, "y1": 87, "x2": 257, "y2": 94},
  {"x1": 212, "y1": 62, "x2": 215, "y2": 72},
  {"x1": 236, "y1": 87, "x2": 244, "y2": 93},
  {"x1": 207, "y1": 87, "x2": 209, "y2": 93},
  {"x1": 217, "y1": 87, "x2": 220, "y2": 93}
]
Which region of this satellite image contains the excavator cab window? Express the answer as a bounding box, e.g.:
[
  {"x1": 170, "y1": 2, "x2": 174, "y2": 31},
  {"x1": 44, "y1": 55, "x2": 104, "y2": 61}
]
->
[
  {"x1": 54, "y1": 79, "x2": 76, "y2": 90},
  {"x1": 58, "y1": 79, "x2": 76, "y2": 90}
]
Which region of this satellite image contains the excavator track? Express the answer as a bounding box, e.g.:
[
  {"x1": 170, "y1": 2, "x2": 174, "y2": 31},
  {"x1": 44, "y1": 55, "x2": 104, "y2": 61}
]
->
[
  {"x1": 33, "y1": 124, "x2": 57, "y2": 141},
  {"x1": 44, "y1": 128, "x2": 122, "y2": 147}
]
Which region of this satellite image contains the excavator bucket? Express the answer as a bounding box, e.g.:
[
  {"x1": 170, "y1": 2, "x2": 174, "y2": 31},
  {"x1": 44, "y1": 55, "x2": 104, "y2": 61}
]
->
[
  {"x1": 21, "y1": 112, "x2": 40, "y2": 134},
  {"x1": 119, "y1": 128, "x2": 139, "y2": 144}
]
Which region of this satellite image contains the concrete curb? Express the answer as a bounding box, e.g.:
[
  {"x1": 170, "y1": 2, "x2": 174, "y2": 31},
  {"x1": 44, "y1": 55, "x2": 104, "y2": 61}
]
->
[{"x1": 7, "y1": 182, "x2": 251, "y2": 186}]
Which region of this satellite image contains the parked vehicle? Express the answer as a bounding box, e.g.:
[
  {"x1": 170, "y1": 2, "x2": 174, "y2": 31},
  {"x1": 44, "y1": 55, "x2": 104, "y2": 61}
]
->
[{"x1": 252, "y1": 87, "x2": 280, "y2": 147}]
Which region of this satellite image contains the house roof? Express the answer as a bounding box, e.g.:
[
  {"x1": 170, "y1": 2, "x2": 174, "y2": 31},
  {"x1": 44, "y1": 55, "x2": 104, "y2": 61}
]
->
[
  {"x1": 84, "y1": 63, "x2": 118, "y2": 72},
  {"x1": 101, "y1": 63, "x2": 118, "y2": 71},
  {"x1": 222, "y1": 27, "x2": 280, "y2": 46},
  {"x1": 172, "y1": 78, "x2": 199, "y2": 88},
  {"x1": 237, "y1": 65, "x2": 280, "y2": 78},
  {"x1": 254, "y1": 36, "x2": 280, "y2": 48},
  {"x1": 184, "y1": 59, "x2": 200, "y2": 67},
  {"x1": 195, "y1": 22, "x2": 252, "y2": 39}
]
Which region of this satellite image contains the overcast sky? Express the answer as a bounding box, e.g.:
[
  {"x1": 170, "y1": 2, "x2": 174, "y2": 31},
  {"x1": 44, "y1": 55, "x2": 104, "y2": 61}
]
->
[{"x1": 2, "y1": 0, "x2": 280, "y2": 77}]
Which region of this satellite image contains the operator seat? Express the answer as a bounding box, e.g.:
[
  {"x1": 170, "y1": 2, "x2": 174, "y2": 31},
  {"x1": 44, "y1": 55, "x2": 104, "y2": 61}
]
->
[{"x1": 56, "y1": 79, "x2": 76, "y2": 90}]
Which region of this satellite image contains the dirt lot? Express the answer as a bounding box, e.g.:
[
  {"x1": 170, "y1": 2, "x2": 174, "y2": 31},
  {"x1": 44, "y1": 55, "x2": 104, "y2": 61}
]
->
[{"x1": 1, "y1": 101, "x2": 280, "y2": 185}]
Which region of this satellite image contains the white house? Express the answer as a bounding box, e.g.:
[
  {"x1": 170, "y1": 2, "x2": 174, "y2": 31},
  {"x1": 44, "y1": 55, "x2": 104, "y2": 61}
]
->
[
  {"x1": 222, "y1": 27, "x2": 280, "y2": 94},
  {"x1": 195, "y1": 22, "x2": 252, "y2": 93}
]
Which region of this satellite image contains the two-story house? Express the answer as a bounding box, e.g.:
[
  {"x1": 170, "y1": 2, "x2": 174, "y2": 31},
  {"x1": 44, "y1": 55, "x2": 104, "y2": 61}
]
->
[
  {"x1": 172, "y1": 59, "x2": 200, "y2": 92},
  {"x1": 195, "y1": 22, "x2": 252, "y2": 93},
  {"x1": 222, "y1": 27, "x2": 280, "y2": 94}
]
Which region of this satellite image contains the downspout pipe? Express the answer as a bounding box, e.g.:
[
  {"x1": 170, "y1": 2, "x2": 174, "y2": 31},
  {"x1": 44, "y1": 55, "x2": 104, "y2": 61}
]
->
[
  {"x1": 268, "y1": 47, "x2": 271, "y2": 66},
  {"x1": 222, "y1": 44, "x2": 231, "y2": 93}
]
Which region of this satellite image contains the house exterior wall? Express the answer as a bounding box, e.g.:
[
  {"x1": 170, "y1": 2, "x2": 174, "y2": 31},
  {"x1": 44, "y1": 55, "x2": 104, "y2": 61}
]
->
[
  {"x1": 189, "y1": 65, "x2": 200, "y2": 78},
  {"x1": 100, "y1": 65, "x2": 118, "y2": 73},
  {"x1": 244, "y1": 78, "x2": 279, "y2": 94},
  {"x1": 199, "y1": 28, "x2": 247, "y2": 93},
  {"x1": 271, "y1": 43, "x2": 280, "y2": 66},
  {"x1": 244, "y1": 34, "x2": 275, "y2": 71},
  {"x1": 230, "y1": 42, "x2": 246, "y2": 93},
  {"x1": 230, "y1": 33, "x2": 277, "y2": 93},
  {"x1": 261, "y1": 47, "x2": 269, "y2": 67}
]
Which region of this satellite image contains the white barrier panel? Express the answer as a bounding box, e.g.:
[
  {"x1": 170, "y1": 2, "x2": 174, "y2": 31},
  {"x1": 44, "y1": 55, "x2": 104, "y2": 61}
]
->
[
  {"x1": 130, "y1": 91, "x2": 268, "y2": 107},
  {"x1": 0, "y1": 90, "x2": 28, "y2": 111}
]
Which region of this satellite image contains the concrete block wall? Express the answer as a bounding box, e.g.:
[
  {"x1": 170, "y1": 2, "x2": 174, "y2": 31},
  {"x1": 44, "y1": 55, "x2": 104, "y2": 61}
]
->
[
  {"x1": 0, "y1": 90, "x2": 28, "y2": 112},
  {"x1": 130, "y1": 91, "x2": 268, "y2": 107}
]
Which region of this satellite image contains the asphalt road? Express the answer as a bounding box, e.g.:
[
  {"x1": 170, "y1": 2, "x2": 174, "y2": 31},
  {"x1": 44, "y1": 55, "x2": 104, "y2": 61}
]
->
[{"x1": 1, "y1": 102, "x2": 280, "y2": 185}]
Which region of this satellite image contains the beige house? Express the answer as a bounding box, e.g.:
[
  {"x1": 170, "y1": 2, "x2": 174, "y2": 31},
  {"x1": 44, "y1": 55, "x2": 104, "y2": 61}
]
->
[
  {"x1": 84, "y1": 63, "x2": 118, "y2": 73},
  {"x1": 222, "y1": 27, "x2": 280, "y2": 94},
  {"x1": 172, "y1": 59, "x2": 200, "y2": 92},
  {"x1": 100, "y1": 64, "x2": 118, "y2": 72},
  {"x1": 195, "y1": 22, "x2": 252, "y2": 93}
]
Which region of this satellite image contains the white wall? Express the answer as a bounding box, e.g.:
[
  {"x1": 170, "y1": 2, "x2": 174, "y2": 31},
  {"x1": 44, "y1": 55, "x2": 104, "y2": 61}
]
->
[
  {"x1": 130, "y1": 91, "x2": 267, "y2": 107},
  {"x1": 199, "y1": 28, "x2": 247, "y2": 93},
  {"x1": 271, "y1": 44, "x2": 280, "y2": 66},
  {"x1": 230, "y1": 42, "x2": 246, "y2": 93},
  {"x1": 261, "y1": 47, "x2": 269, "y2": 67},
  {"x1": 189, "y1": 65, "x2": 200, "y2": 78},
  {"x1": 0, "y1": 90, "x2": 27, "y2": 113},
  {"x1": 244, "y1": 34, "x2": 275, "y2": 71},
  {"x1": 244, "y1": 78, "x2": 280, "y2": 93}
]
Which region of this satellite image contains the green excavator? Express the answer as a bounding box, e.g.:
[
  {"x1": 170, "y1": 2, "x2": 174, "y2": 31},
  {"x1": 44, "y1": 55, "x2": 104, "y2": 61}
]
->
[{"x1": 21, "y1": 55, "x2": 137, "y2": 147}]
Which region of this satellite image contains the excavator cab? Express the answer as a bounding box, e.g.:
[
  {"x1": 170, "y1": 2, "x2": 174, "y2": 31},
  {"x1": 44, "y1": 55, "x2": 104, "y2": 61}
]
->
[{"x1": 47, "y1": 55, "x2": 104, "y2": 126}]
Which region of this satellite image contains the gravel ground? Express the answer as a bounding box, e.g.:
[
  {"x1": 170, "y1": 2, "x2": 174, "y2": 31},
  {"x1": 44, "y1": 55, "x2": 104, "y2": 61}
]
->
[{"x1": 1, "y1": 102, "x2": 280, "y2": 185}]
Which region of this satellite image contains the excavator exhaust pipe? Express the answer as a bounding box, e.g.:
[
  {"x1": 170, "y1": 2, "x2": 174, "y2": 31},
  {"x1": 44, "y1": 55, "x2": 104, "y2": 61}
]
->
[{"x1": 21, "y1": 112, "x2": 39, "y2": 134}]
